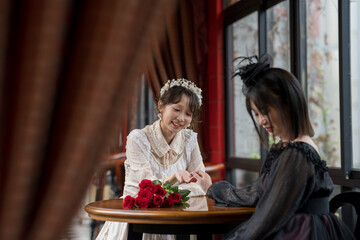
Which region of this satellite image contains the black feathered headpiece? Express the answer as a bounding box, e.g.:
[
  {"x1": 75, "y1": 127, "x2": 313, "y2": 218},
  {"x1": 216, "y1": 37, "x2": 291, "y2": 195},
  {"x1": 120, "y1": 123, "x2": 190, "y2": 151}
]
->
[{"x1": 233, "y1": 54, "x2": 273, "y2": 92}]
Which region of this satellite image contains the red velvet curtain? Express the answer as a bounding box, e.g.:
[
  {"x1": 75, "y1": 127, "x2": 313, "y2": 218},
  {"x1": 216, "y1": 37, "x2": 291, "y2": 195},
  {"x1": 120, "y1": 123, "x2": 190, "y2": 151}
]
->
[{"x1": 0, "y1": 1, "x2": 176, "y2": 240}]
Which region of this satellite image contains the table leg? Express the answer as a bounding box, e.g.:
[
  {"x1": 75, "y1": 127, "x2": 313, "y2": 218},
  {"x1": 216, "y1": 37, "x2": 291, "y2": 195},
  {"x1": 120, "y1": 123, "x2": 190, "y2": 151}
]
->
[
  {"x1": 197, "y1": 233, "x2": 213, "y2": 240},
  {"x1": 176, "y1": 234, "x2": 190, "y2": 240},
  {"x1": 128, "y1": 224, "x2": 143, "y2": 240}
]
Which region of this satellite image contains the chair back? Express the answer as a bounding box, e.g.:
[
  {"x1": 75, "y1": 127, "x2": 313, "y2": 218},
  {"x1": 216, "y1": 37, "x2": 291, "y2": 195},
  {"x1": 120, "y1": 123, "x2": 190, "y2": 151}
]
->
[
  {"x1": 95, "y1": 152, "x2": 126, "y2": 200},
  {"x1": 329, "y1": 191, "x2": 360, "y2": 239}
]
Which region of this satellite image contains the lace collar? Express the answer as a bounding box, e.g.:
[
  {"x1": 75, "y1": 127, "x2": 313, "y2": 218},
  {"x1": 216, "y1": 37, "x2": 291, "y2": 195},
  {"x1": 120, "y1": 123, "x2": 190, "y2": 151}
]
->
[
  {"x1": 263, "y1": 141, "x2": 327, "y2": 173},
  {"x1": 143, "y1": 120, "x2": 185, "y2": 158}
]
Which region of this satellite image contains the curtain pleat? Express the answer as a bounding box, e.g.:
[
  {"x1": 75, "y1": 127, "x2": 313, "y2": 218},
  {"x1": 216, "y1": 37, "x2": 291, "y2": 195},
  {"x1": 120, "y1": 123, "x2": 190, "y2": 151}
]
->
[
  {"x1": 146, "y1": 0, "x2": 208, "y2": 99},
  {"x1": 0, "y1": 1, "x2": 176, "y2": 240}
]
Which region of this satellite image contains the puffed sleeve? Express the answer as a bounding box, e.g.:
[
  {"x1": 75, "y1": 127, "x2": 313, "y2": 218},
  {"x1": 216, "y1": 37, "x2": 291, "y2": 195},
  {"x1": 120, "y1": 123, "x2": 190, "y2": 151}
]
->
[
  {"x1": 122, "y1": 132, "x2": 156, "y2": 196},
  {"x1": 224, "y1": 147, "x2": 315, "y2": 240},
  {"x1": 207, "y1": 179, "x2": 259, "y2": 207},
  {"x1": 186, "y1": 140, "x2": 205, "y2": 173},
  {"x1": 178, "y1": 133, "x2": 206, "y2": 196}
]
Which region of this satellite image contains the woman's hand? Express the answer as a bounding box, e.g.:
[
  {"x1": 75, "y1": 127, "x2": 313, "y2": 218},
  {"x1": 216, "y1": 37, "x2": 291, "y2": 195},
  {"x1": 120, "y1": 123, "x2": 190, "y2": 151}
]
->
[
  {"x1": 190, "y1": 170, "x2": 212, "y2": 193},
  {"x1": 175, "y1": 170, "x2": 197, "y2": 184},
  {"x1": 165, "y1": 170, "x2": 197, "y2": 185}
]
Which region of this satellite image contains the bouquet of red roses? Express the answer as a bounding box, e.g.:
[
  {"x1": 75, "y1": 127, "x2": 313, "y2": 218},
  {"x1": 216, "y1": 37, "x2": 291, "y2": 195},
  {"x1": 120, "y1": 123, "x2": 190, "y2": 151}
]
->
[{"x1": 123, "y1": 179, "x2": 191, "y2": 209}]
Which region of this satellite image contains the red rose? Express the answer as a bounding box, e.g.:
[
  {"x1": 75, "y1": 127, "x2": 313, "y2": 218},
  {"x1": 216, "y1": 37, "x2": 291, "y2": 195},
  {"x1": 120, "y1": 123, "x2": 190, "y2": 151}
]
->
[
  {"x1": 139, "y1": 179, "x2": 153, "y2": 189},
  {"x1": 168, "y1": 192, "x2": 181, "y2": 203},
  {"x1": 138, "y1": 189, "x2": 153, "y2": 201},
  {"x1": 152, "y1": 195, "x2": 164, "y2": 207},
  {"x1": 162, "y1": 198, "x2": 174, "y2": 208},
  {"x1": 136, "y1": 197, "x2": 149, "y2": 208},
  {"x1": 154, "y1": 184, "x2": 166, "y2": 197},
  {"x1": 123, "y1": 195, "x2": 136, "y2": 209}
]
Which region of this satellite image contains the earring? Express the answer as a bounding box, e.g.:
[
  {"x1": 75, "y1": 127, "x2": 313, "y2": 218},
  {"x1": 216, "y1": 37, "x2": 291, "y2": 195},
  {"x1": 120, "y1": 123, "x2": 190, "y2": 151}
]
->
[
  {"x1": 157, "y1": 113, "x2": 162, "y2": 120},
  {"x1": 185, "y1": 124, "x2": 190, "y2": 128}
]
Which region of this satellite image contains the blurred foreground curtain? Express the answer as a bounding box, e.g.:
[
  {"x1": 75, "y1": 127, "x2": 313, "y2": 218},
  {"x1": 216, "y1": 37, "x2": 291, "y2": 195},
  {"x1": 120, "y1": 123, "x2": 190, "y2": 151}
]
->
[{"x1": 0, "y1": 1, "x2": 176, "y2": 240}]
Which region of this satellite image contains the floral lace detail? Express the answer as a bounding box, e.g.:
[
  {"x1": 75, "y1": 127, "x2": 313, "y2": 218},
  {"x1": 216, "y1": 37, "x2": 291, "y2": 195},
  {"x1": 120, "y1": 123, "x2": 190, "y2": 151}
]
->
[
  {"x1": 127, "y1": 130, "x2": 151, "y2": 153},
  {"x1": 262, "y1": 146, "x2": 282, "y2": 173},
  {"x1": 288, "y1": 142, "x2": 328, "y2": 172},
  {"x1": 126, "y1": 130, "x2": 152, "y2": 181},
  {"x1": 262, "y1": 142, "x2": 328, "y2": 174},
  {"x1": 183, "y1": 129, "x2": 198, "y2": 161}
]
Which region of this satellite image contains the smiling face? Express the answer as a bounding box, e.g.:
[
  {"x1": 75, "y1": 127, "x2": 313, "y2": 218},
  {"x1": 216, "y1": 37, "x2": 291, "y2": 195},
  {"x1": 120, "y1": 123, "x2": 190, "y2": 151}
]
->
[
  {"x1": 158, "y1": 94, "x2": 193, "y2": 143},
  {"x1": 250, "y1": 100, "x2": 288, "y2": 141}
]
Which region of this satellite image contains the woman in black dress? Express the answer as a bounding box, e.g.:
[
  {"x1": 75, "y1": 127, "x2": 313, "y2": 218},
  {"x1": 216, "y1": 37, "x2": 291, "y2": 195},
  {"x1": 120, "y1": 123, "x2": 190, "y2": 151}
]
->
[{"x1": 203, "y1": 54, "x2": 355, "y2": 239}]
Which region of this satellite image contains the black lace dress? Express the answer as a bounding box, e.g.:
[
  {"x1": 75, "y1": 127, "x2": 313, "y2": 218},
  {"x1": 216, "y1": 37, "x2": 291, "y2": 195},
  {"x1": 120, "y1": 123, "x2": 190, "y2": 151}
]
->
[{"x1": 207, "y1": 142, "x2": 355, "y2": 240}]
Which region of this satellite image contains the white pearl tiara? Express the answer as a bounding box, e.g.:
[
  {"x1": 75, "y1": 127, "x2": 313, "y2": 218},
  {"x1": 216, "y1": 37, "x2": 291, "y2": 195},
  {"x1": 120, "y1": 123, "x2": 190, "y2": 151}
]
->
[{"x1": 159, "y1": 78, "x2": 202, "y2": 106}]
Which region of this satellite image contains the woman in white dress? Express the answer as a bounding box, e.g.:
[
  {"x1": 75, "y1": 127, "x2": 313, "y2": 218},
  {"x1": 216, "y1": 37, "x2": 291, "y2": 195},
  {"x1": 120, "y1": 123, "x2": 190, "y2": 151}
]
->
[{"x1": 96, "y1": 78, "x2": 212, "y2": 240}]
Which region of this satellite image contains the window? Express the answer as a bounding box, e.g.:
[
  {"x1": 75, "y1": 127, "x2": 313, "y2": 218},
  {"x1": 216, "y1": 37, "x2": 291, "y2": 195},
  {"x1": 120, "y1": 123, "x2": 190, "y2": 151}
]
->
[
  {"x1": 306, "y1": 0, "x2": 341, "y2": 167},
  {"x1": 266, "y1": 0, "x2": 290, "y2": 70},
  {"x1": 351, "y1": 0, "x2": 360, "y2": 169},
  {"x1": 224, "y1": 0, "x2": 360, "y2": 188},
  {"x1": 228, "y1": 12, "x2": 260, "y2": 160}
]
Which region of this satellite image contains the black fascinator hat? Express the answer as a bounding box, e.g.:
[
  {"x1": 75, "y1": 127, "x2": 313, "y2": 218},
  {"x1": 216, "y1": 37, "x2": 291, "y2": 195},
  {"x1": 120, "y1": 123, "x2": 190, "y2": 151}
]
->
[{"x1": 233, "y1": 54, "x2": 273, "y2": 92}]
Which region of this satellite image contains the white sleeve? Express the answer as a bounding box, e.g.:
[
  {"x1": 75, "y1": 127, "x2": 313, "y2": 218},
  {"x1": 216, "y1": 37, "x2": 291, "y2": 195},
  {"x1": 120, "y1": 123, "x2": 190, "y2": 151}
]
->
[
  {"x1": 179, "y1": 134, "x2": 206, "y2": 196},
  {"x1": 122, "y1": 130, "x2": 158, "y2": 196},
  {"x1": 186, "y1": 140, "x2": 206, "y2": 173}
]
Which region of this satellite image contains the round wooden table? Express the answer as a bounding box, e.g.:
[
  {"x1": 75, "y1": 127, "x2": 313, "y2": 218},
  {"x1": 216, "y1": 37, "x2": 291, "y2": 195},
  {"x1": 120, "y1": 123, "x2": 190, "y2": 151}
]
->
[{"x1": 85, "y1": 196, "x2": 254, "y2": 239}]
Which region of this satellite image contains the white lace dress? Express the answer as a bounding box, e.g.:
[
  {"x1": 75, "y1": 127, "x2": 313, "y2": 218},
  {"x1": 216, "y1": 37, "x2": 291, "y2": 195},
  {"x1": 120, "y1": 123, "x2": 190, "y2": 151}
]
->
[{"x1": 96, "y1": 120, "x2": 206, "y2": 240}]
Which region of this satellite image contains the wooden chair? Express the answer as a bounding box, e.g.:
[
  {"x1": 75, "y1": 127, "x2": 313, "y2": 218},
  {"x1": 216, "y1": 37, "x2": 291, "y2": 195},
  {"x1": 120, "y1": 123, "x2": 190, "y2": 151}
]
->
[
  {"x1": 329, "y1": 191, "x2": 360, "y2": 239},
  {"x1": 91, "y1": 152, "x2": 126, "y2": 239},
  {"x1": 94, "y1": 152, "x2": 126, "y2": 201},
  {"x1": 204, "y1": 162, "x2": 225, "y2": 182}
]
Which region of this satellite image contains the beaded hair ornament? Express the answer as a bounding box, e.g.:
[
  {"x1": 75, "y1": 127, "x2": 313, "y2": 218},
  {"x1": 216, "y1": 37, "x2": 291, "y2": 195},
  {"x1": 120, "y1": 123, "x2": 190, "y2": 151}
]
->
[{"x1": 160, "y1": 78, "x2": 203, "y2": 106}]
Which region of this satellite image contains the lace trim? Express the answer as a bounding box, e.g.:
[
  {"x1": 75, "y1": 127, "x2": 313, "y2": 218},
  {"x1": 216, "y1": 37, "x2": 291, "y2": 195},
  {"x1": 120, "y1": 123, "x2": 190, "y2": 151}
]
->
[
  {"x1": 183, "y1": 129, "x2": 197, "y2": 162},
  {"x1": 127, "y1": 129, "x2": 151, "y2": 153},
  {"x1": 150, "y1": 159, "x2": 188, "y2": 180},
  {"x1": 263, "y1": 142, "x2": 328, "y2": 173},
  {"x1": 126, "y1": 129, "x2": 151, "y2": 181},
  {"x1": 146, "y1": 120, "x2": 169, "y2": 157},
  {"x1": 149, "y1": 150, "x2": 184, "y2": 168}
]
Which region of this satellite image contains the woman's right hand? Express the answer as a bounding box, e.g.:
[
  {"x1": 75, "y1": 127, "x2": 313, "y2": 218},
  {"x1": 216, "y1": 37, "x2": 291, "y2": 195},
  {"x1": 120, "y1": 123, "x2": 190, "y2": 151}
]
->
[
  {"x1": 174, "y1": 170, "x2": 197, "y2": 184},
  {"x1": 190, "y1": 170, "x2": 212, "y2": 193}
]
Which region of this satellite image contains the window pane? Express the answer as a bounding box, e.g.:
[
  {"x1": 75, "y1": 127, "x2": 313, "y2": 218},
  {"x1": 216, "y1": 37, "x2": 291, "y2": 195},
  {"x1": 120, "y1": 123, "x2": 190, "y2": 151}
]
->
[
  {"x1": 266, "y1": 0, "x2": 291, "y2": 70},
  {"x1": 234, "y1": 169, "x2": 259, "y2": 188},
  {"x1": 229, "y1": 12, "x2": 260, "y2": 158},
  {"x1": 306, "y1": 0, "x2": 341, "y2": 167},
  {"x1": 351, "y1": 0, "x2": 360, "y2": 169}
]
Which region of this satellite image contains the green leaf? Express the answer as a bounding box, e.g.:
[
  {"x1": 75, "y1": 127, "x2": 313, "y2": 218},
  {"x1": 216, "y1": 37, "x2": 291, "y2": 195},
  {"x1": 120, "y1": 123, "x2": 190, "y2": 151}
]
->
[
  {"x1": 170, "y1": 186, "x2": 178, "y2": 193},
  {"x1": 182, "y1": 196, "x2": 190, "y2": 202},
  {"x1": 152, "y1": 180, "x2": 162, "y2": 186},
  {"x1": 182, "y1": 202, "x2": 190, "y2": 208},
  {"x1": 179, "y1": 189, "x2": 190, "y2": 198},
  {"x1": 163, "y1": 181, "x2": 171, "y2": 189}
]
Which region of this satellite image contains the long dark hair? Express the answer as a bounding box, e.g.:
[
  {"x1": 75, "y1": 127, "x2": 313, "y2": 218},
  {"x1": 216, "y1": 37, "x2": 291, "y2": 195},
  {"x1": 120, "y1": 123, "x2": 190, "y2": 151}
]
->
[{"x1": 234, "y1": 54, "x2": 314, "y2": 147}]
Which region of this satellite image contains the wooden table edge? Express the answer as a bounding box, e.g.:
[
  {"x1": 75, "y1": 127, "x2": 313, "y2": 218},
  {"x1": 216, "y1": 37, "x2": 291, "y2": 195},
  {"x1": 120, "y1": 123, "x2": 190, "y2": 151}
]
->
[{"x1": 85, "y1": 197, "x2": 254, "y2": 224}]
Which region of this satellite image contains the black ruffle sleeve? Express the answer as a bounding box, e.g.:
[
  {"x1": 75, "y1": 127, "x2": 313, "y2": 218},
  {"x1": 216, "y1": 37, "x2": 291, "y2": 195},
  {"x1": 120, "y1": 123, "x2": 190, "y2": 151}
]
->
[{"x1": 209, "y1": 146, "x2": 317, "y2": 240}]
